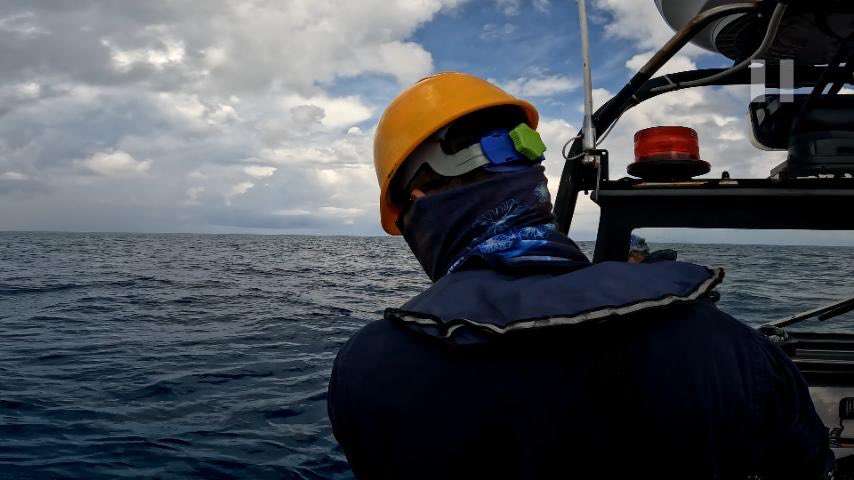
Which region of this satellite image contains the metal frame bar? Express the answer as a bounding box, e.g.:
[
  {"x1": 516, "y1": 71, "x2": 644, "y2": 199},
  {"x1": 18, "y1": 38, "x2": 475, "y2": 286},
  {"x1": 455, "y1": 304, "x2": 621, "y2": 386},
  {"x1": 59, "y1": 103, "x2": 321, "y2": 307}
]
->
[
  {"x1": 763, "y1": 295, "x2": 854, "y2": 330},
  {"x1": 554, "y1": 62, "x2": 854, "y2": 233},
  {"x1": 554, "y1": 1, "x2": 761, "y2": 232},
  {"x1": 590, "y1": 178, "x2": 854, "y2": 262}
]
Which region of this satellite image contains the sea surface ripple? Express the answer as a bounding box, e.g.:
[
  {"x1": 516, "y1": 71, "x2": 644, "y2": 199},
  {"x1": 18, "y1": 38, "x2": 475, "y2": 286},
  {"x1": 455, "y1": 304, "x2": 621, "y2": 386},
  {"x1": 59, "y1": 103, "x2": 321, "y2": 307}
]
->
[{"x1": 1, "y1": 232, "x2": 853, "y2": 479}]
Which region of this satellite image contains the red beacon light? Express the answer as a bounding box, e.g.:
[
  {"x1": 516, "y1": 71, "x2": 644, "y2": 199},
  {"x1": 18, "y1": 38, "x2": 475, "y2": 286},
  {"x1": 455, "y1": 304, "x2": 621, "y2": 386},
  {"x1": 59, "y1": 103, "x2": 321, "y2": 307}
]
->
[{"x1": 628, "y1": 126, "x2": 710, "y2": 181}]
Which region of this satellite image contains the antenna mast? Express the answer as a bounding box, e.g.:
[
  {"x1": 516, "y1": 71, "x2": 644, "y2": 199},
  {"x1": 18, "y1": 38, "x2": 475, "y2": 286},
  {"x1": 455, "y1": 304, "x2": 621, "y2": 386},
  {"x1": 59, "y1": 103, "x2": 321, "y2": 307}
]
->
[{"x1": 576, "y1": 0, "x2": 596, "y2": 157}]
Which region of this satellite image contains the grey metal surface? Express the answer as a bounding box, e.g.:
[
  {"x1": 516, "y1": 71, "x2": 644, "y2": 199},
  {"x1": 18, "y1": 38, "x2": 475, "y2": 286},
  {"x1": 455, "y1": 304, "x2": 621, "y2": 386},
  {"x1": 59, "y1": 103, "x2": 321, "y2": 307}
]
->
[{"x1": 654, "y1": 0, "x2": 742, "y2": 52}]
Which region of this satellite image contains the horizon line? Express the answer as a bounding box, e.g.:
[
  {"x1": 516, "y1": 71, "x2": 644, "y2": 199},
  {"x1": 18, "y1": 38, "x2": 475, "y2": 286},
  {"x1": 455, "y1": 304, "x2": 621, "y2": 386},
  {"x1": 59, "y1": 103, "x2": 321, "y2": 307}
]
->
[{"x1": 3, "y1": 229, "x2": 854, "y2": 248}]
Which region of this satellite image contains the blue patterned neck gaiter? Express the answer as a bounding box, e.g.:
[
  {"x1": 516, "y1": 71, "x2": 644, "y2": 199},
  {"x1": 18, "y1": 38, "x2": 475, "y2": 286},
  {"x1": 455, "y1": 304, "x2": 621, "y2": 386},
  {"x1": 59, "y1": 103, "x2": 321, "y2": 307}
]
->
[{"x1": 398, "y1": 166, "x2": 591, "y2": 282}]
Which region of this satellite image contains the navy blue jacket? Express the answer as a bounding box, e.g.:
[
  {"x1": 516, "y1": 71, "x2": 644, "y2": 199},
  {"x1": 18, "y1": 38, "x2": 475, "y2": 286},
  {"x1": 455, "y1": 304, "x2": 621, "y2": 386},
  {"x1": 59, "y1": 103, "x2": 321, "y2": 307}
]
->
[{"x1": 328, "y1": 262, "x2": 832, "y2": 479}]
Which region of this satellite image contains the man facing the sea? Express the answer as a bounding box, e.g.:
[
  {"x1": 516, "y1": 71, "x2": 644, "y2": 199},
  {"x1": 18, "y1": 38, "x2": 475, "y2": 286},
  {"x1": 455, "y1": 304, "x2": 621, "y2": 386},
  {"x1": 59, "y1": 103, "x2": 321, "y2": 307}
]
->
[{"x1": 327, "y1": 72, "x2": 832, "y2": 479}]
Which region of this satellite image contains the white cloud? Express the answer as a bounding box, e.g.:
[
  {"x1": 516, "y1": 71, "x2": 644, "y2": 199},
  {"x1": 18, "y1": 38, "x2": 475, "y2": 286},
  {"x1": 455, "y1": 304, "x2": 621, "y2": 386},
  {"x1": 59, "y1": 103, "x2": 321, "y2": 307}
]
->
[
  {"x1": 280, "y1": 94, "x2": 373, "y2": 129},
  {"x1": 372, "y1": 41, "x2": 435, "y2": 85},
  {"x1": 0, "y1": 81, "x2": 43, "y2": 108},
  {"x1": 533, "y1": 0, "x2": 551, "y2": 13},
  {"x1": 208, "y1": 104, "x2": 239, "y2": 124},
  {"x1": 196, "y1": 0, "x2": 463, "y2": 90},
  {"x1": 225, "y1": 181, "x2": 255, "y2": 205},
  {"x1": 81, "y1": 151, "x2": 152, "y2": 176},
  {"x1": 229, "y1": 182, "x2": 254, "y2": 196},
  {"x1": 501, "y1": 74, "x2": 580, "y2": 98},
  {"x1": 592, "y1": 0, "x2": 710, "y2": 118},
  {"x1": 103, "y1": 37, "x2": 186, "y2": 72},
  {"x1": 718, "y1": 130, "x2": 746, "y2": 142},
  {"x1": 1, "y1": 171, "x2": 28, "y2": 181},
  {"x1": 316, "y1": 169, "x2": 344, "y2": 186},
  {"x1": 243, "y1": 165, "x2": 277, "y2": 178},
  {"x1": 275, "y1": 208, "x2": 312, "y2": 216},
  {"x1": 0, "y1": 0, "x2": 470, "y2": 233},
  {"x1": 165, "y1": 93, "x2": 206, "y2": 120},
  {"x1": 593, "y1": 0, "x2": 693, "y2": 55},
  {"x1": 495, "y1": 0, "x2": 521, "y2": 16},
  {"x1": 0, "y1": 12, "x2": 48, "y2": 37},
  {"x1": 480, "y1": 23, "x2": 517, "y2": 40},
  {"x1": 16, "y1": 82, "x2": 41, "y2": 99},
  {"x1": 319, "y1": 206, "x2": 364, "y2": 217},
  {"x1": 260, "y1": 124, "x2": 374, "y2": 170},
  {"x1": 262, "y1": 146, "x2": 337, "y2": 166},
  {"x1": 625, "y1": 53, "x2": 697, "y2": 76},
  {"x1": 184, "y1": 186, "x2": 205, "y2": 206},
  {"x1": 538, "y1": 117, "x2": 577, "y2": 184},
  {"x1": 156, "y1": 93, "x2": 240, "y2": 128}
]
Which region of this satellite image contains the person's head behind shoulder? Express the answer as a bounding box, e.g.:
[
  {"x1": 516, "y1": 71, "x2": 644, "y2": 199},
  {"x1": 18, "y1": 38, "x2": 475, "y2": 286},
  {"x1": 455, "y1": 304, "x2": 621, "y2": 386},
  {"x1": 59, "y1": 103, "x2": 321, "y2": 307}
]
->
[
  {"x1": 370, "y1": 72, "x2": 591, "y2": 281},
  {"x1": 628, "y1": 234, "x2": 651, "y2": 264},
  {"x1": 372, "y1": 71, "x2": 543, "y2": 236}
]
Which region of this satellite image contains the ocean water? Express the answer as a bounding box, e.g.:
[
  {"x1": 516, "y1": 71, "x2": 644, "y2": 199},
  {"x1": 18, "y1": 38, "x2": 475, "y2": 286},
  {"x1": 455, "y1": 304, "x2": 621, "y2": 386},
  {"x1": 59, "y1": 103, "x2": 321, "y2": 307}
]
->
[{"x1": 1, "y1": 232, "x2": 853, "y2": 479}]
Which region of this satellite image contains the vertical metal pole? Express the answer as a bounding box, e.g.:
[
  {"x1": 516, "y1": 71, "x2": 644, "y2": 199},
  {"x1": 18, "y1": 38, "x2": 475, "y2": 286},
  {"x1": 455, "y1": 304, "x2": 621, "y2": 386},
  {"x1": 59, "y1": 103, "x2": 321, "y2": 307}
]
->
[{"x1": 577, "y1": 0, "x2": 596, "y2": 155}]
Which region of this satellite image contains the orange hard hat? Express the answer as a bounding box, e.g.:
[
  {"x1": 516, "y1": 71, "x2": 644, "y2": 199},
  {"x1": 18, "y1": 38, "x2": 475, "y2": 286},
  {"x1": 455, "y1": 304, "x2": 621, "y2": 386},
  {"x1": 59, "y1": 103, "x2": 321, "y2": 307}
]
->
[{"x1": 373, "y1": 72, "x2": 539, "y2": 235}]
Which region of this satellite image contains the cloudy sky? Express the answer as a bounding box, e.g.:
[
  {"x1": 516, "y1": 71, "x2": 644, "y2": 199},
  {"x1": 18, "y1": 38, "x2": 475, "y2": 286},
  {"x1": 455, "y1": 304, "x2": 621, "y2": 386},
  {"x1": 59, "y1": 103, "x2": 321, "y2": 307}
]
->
[{"x1": 0, "y1": 0, "x2": 851, "y2": 245}]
